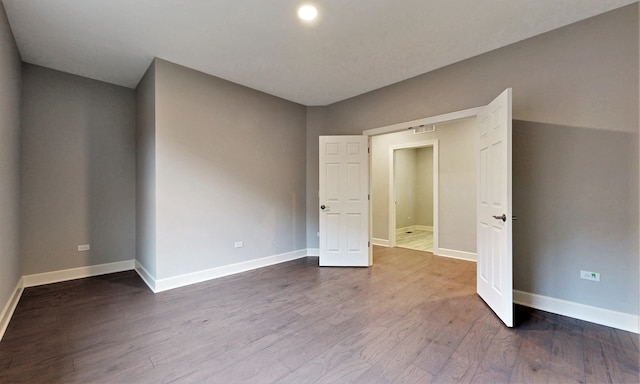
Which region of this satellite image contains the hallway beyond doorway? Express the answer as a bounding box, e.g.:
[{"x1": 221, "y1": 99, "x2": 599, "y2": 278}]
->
[{"x1": 395, "y1": 229, "x2": 433, "y2": 253}]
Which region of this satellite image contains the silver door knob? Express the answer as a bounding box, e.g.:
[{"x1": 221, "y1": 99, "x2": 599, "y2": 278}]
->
[{"x1": 492, "y1": 214, "x2": 506, "y2": 222}]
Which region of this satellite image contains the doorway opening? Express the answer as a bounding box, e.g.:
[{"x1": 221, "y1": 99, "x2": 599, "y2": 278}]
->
[
  {"x1": 366, "y1": 113, "x2": 479, "y2": 262},
  {"x1": 389, "y1": 141, "x2": 438, "y2": 253},
  {"x1": 318, "y1": 89, "x2": 513, "y2": 326}
]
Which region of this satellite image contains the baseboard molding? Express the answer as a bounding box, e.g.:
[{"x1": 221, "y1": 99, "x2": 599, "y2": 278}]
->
[
  {"x1": 134, "y1": 261, "x2": 157, "y2": 292},
  {"x1": 514, "y1": 290, "x2": 639, "y2": 334},
  {"x1": 435, "y1": 248, "x2": 477, "y2": 262},
  {"x1": 396, "y1": 226, "x2": 414, "y2": 235},
  {"x1": 306, "y1": 248, "x2": 320, "y2": 257},
  {"x1": 22, "y1": 260, "x2": 135, "y2": 288},
  {"x1": 152, "y1": 249, "x2": 309, "y2": 293},
  {"x1": 0, "y1": 278, "x2": 24, "y2": 341},
  {"x1": 372, "y1": 238, "x2": 389, "y2": 247}
]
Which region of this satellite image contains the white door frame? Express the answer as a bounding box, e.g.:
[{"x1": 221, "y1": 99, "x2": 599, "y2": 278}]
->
[
  {"x1": 388, "y1": 141, "x2": 438, "y2": 253},
  {"x1": 363, "y1": 107, "x2": 483, "y2": 250}
]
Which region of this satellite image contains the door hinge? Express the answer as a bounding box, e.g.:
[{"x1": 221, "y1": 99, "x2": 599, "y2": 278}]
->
[
  {"x1": 368, "y1": 194, "x2": 370, "y2": 201},
  {"x1": 368, "y1": 241, "x2": 370, "y2": 247},
  {"x1": 368, "y1": 147, "x2": 370, "y2": 154}
]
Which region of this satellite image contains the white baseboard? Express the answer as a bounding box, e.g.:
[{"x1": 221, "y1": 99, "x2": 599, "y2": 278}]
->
[
  {"x1": 22, "y1": 260, "x2": 135, "y2": 288},
  {"x1": 435, "y1": 248, "x2": 477, "y2": 262},
  {"x1": 134, "y1": 261, "x2": 157, "y2": 292},
  {"x1": 396, "y1": 226, "x2": 414, "y2": 235},
  {"x1": 514, "y1": 290, "x2": 639, "y2": 334},
  {"x1": 0, "y1": 278, "x2": 24, "y2": 341},
  {"x1": 307, "y1": 248, "x2": 320, "y2": 257},
  {"x1": 372, "y1": 238, "x2": 389, "y2": 247},
  {"x1": 151, "y1": 249, "x2": 309, "y2": 293}
]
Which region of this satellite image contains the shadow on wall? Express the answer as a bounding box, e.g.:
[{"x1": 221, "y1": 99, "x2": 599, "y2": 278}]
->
[
  {"x1": 512, "y1": 120, "x2": 639, "y2": 315},
  {"x1": 20, "y1": 64, "x2": 136, "y2": 275},
  {"x1": 86, "y1": 86, "x2": 136, "y2": 270}
]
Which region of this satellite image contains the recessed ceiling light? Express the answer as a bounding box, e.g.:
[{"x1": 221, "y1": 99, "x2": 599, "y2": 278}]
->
[{"x1": 297, "y1": 4, "x2": 318, "y2": 22}]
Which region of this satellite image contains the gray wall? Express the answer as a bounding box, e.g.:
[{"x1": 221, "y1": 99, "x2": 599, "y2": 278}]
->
[
  {"x1": 0, "y1": 2, "x2": 21, "y2": 314},
  {"x1": 513, "y1": 121, "x2": 638, "y2": 314},
  {"x1": 416, "y1": 146, "x2": 434, "y2": 227},
  {"x1": 135, "y1": 61, "x2": 157, "y2": 277},
  {"x1": 20, "y1": 65, "x2": 136, "y2": 274},
  {"x1": 306, "y1": 5, "x2": 639, "y2": 315},
  {"x1": 372, "y1": 119, "x2": 476, "y2": 253},
  {"x1": 305, "y1": 107, "x2": 327, "y2": 247},
  {"x1": 153, "y1": 59, "x2": 307, "y2": 279}
]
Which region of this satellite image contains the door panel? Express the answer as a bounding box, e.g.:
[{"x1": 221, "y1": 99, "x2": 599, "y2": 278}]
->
[
  {"x1": 319, "y1": 136, "x2": 370, "y2": 267},
  {"x1": 477, "y1": 88, "x2": 513, "y2": 327}
]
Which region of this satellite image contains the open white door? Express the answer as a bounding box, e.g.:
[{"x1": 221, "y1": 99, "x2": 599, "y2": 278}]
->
[
  {"x1": 477, "y1": 88, "x2": 513, "y2": 327},
  {"x1": 319, "y1": 136, "x2": 370, "y2": 267}
]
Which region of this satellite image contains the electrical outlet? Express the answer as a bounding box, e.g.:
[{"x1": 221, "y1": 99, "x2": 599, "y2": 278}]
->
[
  {"x1": 78, "y1": 244, "x2": 90, "y2": 252},
  {"x1": 580, "y1": 270, "x2": 600, "y2": 282},
  {"x1": 234, "y1": 241, "x2": 244, "y2": 248}
]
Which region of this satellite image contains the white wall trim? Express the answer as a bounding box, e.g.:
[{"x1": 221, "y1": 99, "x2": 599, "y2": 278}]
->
[
  {"x1": 134, "y1": 261, "x2": 157, "y2": 292},
  {"x1": 306, "y1": 248, "x2": 320, "y2": 257},
  {"x1": 372, "y1": 238, "x2": 390, "y2": 247},
  {"x1": 22, "y1": 260, "x2": 135, "y2": 288},
  {"x1": 153, "y1": 249, "x2": 308, "y2": 293},
  {"x1": 396, "y1": 226, "x2": 415, "y2": 235},
  {"x1": 0, "y1": 278, "x2": 24, "y2": 341},
  {"x1": 363, "y1": 107, "x2": 483, "y2": 137},
  {"x1": 435, "y1": 248, "x2": 477, "y2": 262},
  {"x1": 514, "y1": 290, "x2": 639, "y2": 334}
]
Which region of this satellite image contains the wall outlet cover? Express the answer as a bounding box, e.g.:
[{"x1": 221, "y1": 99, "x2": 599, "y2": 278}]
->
[
  {"x1": 78, "y1": 244, "x2": 90, "y2": 252},
  {"x1": 580, "y1": 270, "x2": 600, "y2": 281}
]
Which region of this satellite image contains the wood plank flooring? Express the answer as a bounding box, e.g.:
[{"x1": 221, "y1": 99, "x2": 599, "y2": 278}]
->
[
  {"x1": 1, "y1": 246, "x2": 638, "y2": 383},
  {"x1": 396, "y1": 230, "x2": 433, "y2": 253}
]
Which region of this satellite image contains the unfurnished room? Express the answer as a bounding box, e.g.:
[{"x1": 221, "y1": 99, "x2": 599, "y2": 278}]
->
[{"x1": 0, "y1": 1, "x2": 638, "y2": 383}]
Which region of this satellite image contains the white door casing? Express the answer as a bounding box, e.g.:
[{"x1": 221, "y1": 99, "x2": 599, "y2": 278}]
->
[
  {"x1": 319, "y1": 136, "x2": 370, "y2": 267},
  {"x1": 477, "y1": 88, "x2": 513, "y2": 327}
]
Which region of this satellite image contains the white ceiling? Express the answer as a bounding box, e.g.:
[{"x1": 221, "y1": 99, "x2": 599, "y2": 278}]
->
[{"x1": 2, "y1": 0, "x2": 637, "y2": 106}]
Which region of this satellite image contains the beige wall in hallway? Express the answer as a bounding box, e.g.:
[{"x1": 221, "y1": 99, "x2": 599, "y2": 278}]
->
[
  {"x1": 416, "y1": 146, "x2": 434, "y2": 227},
  {"x1": 393, "y1": 146, "x2": 434, "y2": 230},
  {"x1": 372, "y1": 120, "x2": 476, "y2": 253},
  {"x1": 394, "y1": 148, "x2": 418, "y2": 229}
]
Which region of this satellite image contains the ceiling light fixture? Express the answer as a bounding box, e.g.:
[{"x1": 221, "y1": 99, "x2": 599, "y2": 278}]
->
[{"x1": 297, "y1": 4, "x2": 318, "y2": 22}]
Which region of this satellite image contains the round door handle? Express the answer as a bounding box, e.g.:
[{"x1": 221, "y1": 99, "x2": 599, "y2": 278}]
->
[{"x1": 320, "y1": 205, "x2": 326, "y2": 210}]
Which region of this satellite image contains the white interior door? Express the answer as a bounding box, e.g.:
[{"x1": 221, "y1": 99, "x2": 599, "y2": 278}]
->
[
  {"x1": 477, "y1": 88, "x2": 513, "y2": 327},
  {"x1": 319, "y1": 135, "x2": 370, "y2": 267}
]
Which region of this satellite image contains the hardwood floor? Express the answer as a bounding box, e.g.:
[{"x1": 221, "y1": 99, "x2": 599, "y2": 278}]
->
[
  {"x1": 395, "y1": 230, "x2": 433, "y2": 253},
  {"x1": 1, "y1": 246, "x2": 638, "y2": 383}
]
